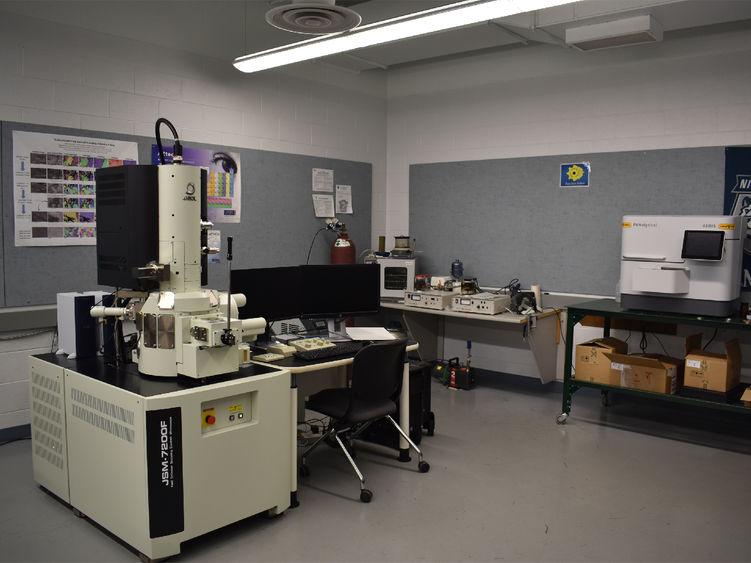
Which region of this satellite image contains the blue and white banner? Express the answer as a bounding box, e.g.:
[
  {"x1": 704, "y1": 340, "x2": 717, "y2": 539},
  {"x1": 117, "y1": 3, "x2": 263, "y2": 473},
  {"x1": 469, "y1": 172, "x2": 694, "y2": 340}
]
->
[{"x1": 723, "y1": 146, "x2": 751, "y2": 292}]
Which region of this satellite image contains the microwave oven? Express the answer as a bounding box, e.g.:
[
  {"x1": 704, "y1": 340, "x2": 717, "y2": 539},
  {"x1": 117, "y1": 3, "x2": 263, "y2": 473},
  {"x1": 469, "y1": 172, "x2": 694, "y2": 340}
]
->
[{"x1": 376, "y1": 257, "x2": 415, "y2": 299}]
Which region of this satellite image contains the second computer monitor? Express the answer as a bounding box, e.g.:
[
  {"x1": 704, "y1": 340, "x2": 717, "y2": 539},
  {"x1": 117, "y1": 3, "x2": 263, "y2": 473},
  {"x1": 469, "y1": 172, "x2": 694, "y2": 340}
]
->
[{"x1": 300, "y1": 263, "x2": 380, "y2": 320}]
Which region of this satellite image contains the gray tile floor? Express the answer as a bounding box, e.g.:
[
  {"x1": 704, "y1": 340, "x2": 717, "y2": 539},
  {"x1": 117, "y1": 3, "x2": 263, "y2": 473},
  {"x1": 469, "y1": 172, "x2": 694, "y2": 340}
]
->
[{"x1": 2, "y1": 375, "x2": 751, "y2": 562}]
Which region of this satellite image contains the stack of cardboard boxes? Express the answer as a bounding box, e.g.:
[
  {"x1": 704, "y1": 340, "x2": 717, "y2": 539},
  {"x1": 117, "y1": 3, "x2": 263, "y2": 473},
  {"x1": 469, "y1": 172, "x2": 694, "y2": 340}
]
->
[{"x1": 574, "y1": 335, "x2": 741, "y2": 398}]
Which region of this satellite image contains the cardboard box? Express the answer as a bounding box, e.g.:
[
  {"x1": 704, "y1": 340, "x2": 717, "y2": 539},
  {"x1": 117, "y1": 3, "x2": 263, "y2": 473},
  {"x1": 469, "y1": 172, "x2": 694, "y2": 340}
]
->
[
  {"x1": 574, "y1": 337, "x2": 628, "y2": 385},
  {"x1": 604, "y1": 352, "x2": 682, "y2": 394},
  {"x1": 741, "y1": 386, "x2": 751, "y2": 407},
  {"x1": 684, "y1": 334, "x2": 741, "y2": 392}
]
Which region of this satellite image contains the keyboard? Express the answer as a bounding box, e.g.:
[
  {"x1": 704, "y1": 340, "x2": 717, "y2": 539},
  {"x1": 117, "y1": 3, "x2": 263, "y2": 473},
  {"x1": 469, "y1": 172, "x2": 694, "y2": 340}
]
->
[{"x1": 294, "y1": 339, "x2": 365, "y2": 361}]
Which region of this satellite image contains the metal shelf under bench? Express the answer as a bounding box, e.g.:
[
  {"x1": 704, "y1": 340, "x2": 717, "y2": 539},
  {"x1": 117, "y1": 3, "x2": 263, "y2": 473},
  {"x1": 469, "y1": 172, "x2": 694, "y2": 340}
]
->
[{"x1": 558, "y1": 298, "x2": 751, "y2": 424}]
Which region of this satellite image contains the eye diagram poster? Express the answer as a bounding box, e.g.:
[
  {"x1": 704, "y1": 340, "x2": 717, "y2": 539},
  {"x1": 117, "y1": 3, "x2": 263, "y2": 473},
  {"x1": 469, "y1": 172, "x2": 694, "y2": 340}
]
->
[
  {"x1": 151, "y1": 146, "x2": 241, "y2": 224},
  {"x1": 13, "y1": 131, "x2": 138, "y2": 247}
]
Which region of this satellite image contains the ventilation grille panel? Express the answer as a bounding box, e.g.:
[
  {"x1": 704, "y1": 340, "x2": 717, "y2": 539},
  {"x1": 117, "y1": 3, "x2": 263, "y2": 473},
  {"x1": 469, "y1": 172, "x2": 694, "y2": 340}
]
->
[
  {"x1": 30, "y1": 370, "x2": 65, "y2": 470},
  {"x1": 70, "y1": 387, "x2": 135, "y2": 443}
]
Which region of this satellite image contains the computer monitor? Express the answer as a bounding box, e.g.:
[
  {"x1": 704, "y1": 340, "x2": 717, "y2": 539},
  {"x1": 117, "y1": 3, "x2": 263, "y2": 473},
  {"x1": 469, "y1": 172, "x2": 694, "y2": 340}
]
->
[
  {"x1": 300, "y1": 263, "x2": 380, "y2": 319},
  {"x1": 231, "y1": 266, "x2": 304, "y2": 323}
]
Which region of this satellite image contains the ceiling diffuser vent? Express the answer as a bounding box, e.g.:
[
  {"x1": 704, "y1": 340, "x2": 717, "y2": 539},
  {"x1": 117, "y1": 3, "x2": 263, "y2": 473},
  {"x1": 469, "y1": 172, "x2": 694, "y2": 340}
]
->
[
  {"x1": 565, "y1": 15, "x2": 663, "y2": 51},
  {"x1": 265, "y1": 0, "x2": 362, "y2": 34}
]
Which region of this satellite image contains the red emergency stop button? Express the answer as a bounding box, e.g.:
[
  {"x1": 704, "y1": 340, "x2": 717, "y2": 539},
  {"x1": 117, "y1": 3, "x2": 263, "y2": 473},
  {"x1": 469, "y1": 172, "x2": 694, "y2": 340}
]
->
[{"x1": 204, "y1": 414, "x2": 216, "y2": 425}]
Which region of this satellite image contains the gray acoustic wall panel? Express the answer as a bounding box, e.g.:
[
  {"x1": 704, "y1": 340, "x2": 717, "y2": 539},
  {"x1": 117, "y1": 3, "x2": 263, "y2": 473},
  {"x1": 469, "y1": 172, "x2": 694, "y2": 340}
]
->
[
  {"x1": 409, "y1": 147, "x2": 724, "y2": 296},
  {"x1": 1, "y1": 121, "x2": 371, "y2": 307}
]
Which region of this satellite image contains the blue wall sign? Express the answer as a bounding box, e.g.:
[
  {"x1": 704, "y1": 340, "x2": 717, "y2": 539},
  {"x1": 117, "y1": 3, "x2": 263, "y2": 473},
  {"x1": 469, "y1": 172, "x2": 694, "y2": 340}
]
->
[{"x1": 560, "y1": 162, "x2": 590, "y2": 188}]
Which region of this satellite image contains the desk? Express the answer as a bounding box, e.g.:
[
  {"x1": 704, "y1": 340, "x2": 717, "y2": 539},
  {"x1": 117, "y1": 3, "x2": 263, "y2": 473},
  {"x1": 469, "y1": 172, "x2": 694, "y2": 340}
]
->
[
  {"x1": 251, "y1": 341, "x2": 419, "y2": 505},
  {"x1": 559, "y1": 298, "x2": 751, "y2": 424},
  {"x1": 380, "y1": 301, "x2": 560, "y2": 383}
]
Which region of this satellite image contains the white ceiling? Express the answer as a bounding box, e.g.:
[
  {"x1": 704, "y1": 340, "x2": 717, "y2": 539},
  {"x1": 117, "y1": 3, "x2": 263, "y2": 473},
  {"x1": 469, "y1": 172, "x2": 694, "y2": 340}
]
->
[{"x1": 1, "y1": 0, "x2": 751, "y2": 73}]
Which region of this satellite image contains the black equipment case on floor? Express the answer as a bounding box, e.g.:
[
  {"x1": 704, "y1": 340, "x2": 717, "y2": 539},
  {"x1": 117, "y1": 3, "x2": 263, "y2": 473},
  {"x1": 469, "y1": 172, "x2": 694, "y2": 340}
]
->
[{"x1": 360, "y1": 359, "x2": 435, "y2": 448}]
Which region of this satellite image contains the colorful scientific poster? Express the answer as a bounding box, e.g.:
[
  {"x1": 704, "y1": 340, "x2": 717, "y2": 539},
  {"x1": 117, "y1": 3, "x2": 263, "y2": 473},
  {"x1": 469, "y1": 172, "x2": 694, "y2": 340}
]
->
[
  {"x1": 13, "y1": 131, "x2": 138, "y2": 246},
  {"x1": 151, "y1": 146, "x2": 241, "y2": 224}
]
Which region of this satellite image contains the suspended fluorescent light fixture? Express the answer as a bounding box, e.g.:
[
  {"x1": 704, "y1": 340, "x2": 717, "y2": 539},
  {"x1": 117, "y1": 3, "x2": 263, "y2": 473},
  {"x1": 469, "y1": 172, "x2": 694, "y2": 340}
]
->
[{"x1": 234, "y1": 0, "x2": 579, "y2": 73}]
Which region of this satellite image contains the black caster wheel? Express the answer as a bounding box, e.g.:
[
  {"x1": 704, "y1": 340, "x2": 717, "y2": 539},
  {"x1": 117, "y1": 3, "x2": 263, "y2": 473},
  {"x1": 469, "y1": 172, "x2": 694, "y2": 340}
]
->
[
  {"x1": 360, "y1": 489, "x2": 373, "y2": 503},
  {"x1": 299, "y1": 464, "x2": 310, "y2": 478},
  {"x1": 418, "y1": 461, "x2": 430, "y2": 473}
]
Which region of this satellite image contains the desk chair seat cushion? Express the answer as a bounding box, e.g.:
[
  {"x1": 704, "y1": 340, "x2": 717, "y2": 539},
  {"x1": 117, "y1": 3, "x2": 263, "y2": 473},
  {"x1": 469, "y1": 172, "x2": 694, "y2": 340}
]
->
[{"x1": 306, "y1": 388, "x2": 396, "y2": 425}]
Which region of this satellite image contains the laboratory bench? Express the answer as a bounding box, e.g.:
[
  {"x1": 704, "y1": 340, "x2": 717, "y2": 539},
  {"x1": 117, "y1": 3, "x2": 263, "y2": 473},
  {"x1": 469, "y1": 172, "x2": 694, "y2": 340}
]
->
[
  {"x1": 378, "y1": 299, "x2": 562, "y2": 384},
  {"x1": 558, "y1": 298, "x2": 751, "y2": 424}
]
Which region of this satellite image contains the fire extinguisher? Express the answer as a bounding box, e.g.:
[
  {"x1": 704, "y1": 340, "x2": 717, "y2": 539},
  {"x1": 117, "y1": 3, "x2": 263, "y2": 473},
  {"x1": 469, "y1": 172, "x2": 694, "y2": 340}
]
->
[{"x1": 331, "y1": 224, "x2": 355, "y2": 264}]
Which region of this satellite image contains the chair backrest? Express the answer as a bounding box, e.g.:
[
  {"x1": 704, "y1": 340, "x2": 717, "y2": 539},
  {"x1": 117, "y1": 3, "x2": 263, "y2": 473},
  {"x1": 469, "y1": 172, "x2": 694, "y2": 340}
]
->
[{"x1": 350, "y1": 339, "x2": 407, "y2": 403}]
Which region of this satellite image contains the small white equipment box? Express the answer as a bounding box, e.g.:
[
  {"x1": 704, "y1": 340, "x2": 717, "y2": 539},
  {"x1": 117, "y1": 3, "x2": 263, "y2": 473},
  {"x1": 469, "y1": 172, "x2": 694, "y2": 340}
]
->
[
  {"x1": 451, "y1": 292, "x2": 511, "y2": 315},
  {"x1": 404, "y1": 290, "x2": 453, "y2": 311}
]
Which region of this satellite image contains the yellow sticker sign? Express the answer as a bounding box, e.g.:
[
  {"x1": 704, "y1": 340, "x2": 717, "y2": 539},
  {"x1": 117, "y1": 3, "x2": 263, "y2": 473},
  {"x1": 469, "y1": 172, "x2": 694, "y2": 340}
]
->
[
  {"x1": 718, "y1": 223, "x2": 735, "y2": 230},
  {"x1": 229, "y1": 404, "x2": 243, "y2": 413},
  {"x1": 622, "y1": 222, "x2": 632, "y2": 228}
]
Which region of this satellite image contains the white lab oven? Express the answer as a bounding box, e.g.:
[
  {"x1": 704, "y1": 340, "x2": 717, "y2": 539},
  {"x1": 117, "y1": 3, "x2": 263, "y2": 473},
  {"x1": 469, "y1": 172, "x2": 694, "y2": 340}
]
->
[{"x1": 376, "y1": 257, "x2": 415, "y2": 299}]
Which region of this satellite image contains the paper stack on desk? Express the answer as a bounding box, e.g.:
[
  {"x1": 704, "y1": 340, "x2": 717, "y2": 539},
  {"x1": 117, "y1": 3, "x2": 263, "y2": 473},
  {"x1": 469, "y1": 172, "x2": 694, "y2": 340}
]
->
[{"x1": 346, "y1": 327, "x2": 396, "y2": 341}]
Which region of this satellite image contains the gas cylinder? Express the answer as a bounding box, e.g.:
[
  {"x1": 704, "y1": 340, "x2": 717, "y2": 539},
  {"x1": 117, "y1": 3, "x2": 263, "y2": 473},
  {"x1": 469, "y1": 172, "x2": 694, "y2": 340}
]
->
[{"x1": 331, "y1": 224, "x2": 356, "y2": 264}]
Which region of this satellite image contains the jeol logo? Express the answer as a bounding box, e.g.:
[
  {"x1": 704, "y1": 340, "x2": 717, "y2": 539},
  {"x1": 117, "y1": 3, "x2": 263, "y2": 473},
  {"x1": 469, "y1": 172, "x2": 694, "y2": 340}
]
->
[{"x1": 183, "y1": 182, "x2": 196, "y2": 201}]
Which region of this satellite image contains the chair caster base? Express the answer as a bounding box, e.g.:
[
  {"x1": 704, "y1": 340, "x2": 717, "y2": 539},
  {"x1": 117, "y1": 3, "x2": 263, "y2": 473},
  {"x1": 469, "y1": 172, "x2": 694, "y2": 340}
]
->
[
  {"x1": 360, "y1": 489, "x2": 373, "y2": 503},
  {"x1": 418, "y1": 461, "x2": 430, "y2": 473}
]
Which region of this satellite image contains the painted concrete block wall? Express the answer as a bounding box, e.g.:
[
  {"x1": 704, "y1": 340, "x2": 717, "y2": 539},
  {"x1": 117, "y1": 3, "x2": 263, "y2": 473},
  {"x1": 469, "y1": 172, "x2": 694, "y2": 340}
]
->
[
  {"x1": 384, "y1": 24, "x2": 751, "y2": 243},
  {"x1": 0, "y1": 10, "x2": 387, "y2": 431},
  {"x1": 385, "y1": 24, "x2": 751, "y2": 380}
]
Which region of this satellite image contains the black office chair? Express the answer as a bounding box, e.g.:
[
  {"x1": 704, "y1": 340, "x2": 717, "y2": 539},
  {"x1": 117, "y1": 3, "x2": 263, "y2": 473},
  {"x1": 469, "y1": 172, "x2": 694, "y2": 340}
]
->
[{"x1": 300, "y1": 339, "x2": 429, "y2": 502}]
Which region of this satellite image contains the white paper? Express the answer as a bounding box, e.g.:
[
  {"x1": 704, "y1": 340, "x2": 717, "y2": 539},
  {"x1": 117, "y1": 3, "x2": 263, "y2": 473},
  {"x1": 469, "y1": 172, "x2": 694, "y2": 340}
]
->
[
  {"x1": 312, "y1": 167, "x2": 334, "y2": 192},
  {"x1": 335, "y1": 184, "x2": 353, "y2": 214},
  {"x1": 312, "y1": 194, "x2": 335, "y2": 217},
  {"x1": 208, "y1": 230, "x2": 221, "y2": 264},
  {"x1": 13, "y1": 131, "x2": 138, "y2": 246},
  {"x1": 346, "y1": 327, "x2": 396, "y2": 341}
]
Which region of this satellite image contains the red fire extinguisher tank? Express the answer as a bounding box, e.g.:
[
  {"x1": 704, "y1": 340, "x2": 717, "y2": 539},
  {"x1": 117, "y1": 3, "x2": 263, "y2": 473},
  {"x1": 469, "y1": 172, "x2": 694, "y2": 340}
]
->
[{"x1": 331, "y1": 225, "x2": 355, "y2": 264}]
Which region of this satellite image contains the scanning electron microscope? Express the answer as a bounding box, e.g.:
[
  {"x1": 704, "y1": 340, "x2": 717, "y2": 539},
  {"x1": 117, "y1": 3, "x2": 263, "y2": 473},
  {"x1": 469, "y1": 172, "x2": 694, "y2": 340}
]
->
[
  {"x1": 90, "y1": 137, "x2": 264, "y2": 378},
  {"x1": 29, "y1": 119, "x2": 294, "y2": 562}
]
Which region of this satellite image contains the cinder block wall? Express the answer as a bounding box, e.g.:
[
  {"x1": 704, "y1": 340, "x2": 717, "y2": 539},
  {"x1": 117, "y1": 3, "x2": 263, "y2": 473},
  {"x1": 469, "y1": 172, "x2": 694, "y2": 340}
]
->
[{"x1": 0, "y1": 9, "x2": 387, "y2": 432}]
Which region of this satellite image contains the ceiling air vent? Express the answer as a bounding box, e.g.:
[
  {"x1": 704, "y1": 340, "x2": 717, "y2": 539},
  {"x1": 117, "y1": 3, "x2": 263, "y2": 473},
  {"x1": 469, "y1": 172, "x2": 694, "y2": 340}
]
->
[
  {"x1": 565, "y1": 15, "x2": 663, "y2": 51},
  {"x1": 265, "y1": 0, "x2": 362, "y2": 34}
]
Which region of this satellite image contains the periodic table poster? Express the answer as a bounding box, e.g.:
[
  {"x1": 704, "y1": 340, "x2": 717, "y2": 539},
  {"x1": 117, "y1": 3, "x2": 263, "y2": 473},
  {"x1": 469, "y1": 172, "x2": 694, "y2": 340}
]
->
[{"x1": 13, "y1": 131, "x2": 138, "y2": 246}]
